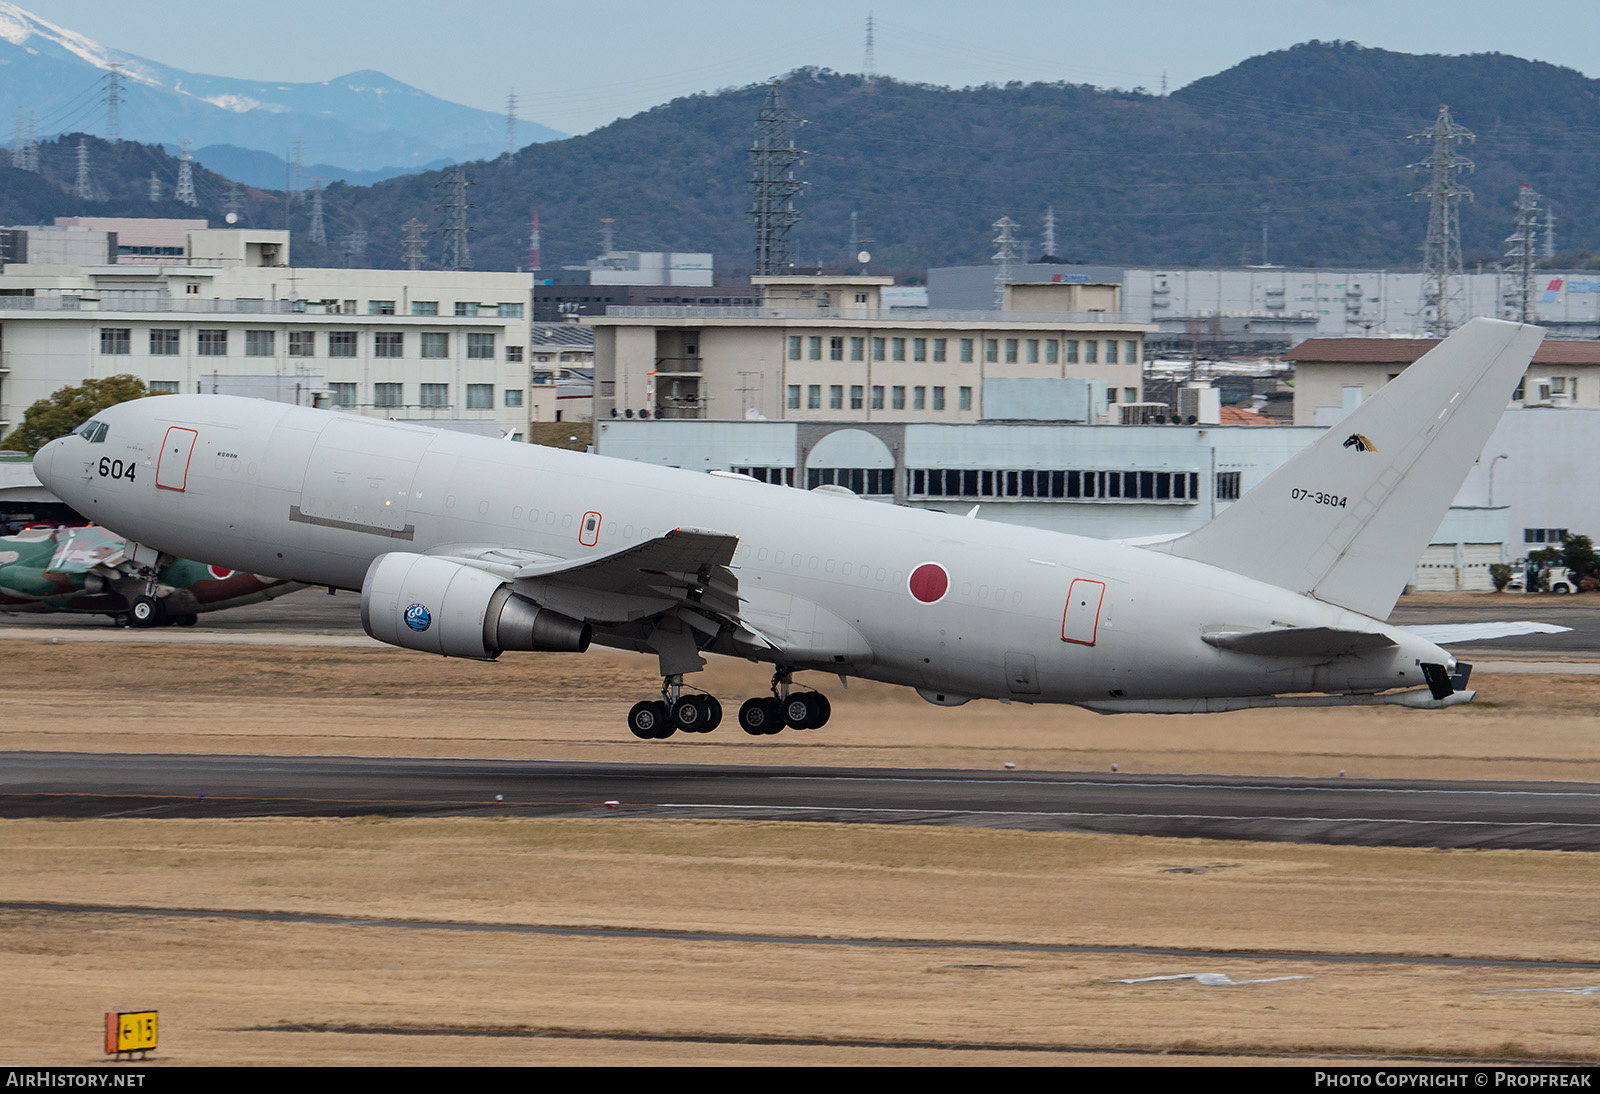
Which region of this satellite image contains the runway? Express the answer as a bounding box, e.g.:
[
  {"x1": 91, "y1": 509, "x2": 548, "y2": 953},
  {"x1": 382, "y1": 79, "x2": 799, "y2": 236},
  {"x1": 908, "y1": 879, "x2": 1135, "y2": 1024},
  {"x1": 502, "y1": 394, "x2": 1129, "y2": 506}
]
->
[{"x1": 8, "y1": 751, "x2": 1600, "y2": 851}]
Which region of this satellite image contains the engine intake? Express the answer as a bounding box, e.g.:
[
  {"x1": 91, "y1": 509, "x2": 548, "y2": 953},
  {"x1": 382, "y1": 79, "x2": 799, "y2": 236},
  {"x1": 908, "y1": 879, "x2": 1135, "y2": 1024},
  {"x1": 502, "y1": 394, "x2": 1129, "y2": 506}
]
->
[{"x1": 360, "y1": 552, "x2": 591, "y2": 660}]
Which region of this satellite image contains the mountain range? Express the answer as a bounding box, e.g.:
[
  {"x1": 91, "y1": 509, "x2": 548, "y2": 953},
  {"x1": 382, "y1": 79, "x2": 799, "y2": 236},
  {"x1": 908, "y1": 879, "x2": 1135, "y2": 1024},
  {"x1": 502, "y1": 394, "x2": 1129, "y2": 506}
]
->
[{"x1": 0, "y1": 1, "x2": 562, "y2": 182}]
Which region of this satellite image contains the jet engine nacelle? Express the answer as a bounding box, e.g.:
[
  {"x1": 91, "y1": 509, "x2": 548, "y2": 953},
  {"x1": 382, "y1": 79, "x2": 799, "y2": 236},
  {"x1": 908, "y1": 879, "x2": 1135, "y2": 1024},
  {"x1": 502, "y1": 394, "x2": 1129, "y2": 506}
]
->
[{"x1": 360, "y1": 552, "x2": 592, "y2": 660}]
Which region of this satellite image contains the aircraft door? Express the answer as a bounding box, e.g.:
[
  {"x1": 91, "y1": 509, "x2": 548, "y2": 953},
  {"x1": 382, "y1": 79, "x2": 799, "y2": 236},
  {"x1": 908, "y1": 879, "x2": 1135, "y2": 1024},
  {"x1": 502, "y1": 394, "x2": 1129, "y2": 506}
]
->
[
  {"x1": 1062, "y1": 578, "x2": 1106, "y2": 645},
  {"x1": 156, "y1": 427, "x2": 199, "y2": 491},
  {"x1": 580, "y1": 511, "x2": 602, "y2": 547}
]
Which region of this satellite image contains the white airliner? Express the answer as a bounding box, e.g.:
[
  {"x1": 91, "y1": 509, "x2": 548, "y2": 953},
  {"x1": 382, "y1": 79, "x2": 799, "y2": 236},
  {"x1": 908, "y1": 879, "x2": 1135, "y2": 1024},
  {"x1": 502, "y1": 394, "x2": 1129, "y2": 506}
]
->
[{"x1": 33, "y1": 318, "x2": 1549, "y2": 738}]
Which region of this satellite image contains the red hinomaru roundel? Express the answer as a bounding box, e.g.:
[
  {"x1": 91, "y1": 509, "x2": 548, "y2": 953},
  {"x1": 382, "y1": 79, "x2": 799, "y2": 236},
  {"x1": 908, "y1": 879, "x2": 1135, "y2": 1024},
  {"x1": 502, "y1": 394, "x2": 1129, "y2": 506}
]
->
[{"x1": 908, "y1": 562, "x2": 949, "y2": 604}]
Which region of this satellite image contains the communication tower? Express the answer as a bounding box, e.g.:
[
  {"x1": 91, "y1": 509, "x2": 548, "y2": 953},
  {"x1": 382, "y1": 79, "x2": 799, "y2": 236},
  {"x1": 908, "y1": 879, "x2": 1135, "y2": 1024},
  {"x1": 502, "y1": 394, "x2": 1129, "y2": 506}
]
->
[
  {"x1": 342, "y1": 228, "x2": 367, "y2": 267},
  {"x1": 223, "y1": 182, "x2": 245, "y2": 225},
  {"x1": 434, "y1": 165, "x2": 475, "y2": 271},
  {"x1": 148, "y1": 171, "x2": 161, "y2": 202},
  {"x1": 991, "y1": 215, "x2": 1023, "y2": 309},
  {"x1": 175, "y1": 138, "x2": 197, "y2": 206},
  {"x1": 401, "y1": 217, "x2": 427, "y2": 271},
  {"x1": 863, "y1": 13, "x2": 876, "y2": 81},
  {"x1": 1504, "y1": 184, "x2": 1541, "y2": 323},
  {"x1": 1041, "y1": 206, "x2": 1057, "y2": 260},
  {"x1": 747, "y1": 83, "x2": 805, "y2": 275},
  {"x1": 1408, "y1": 104, "x2": 1474, "y2": 334},
  {"x1": 504, "y1": 90, "x2": 518, "y2": 163},
  {"x1": 528, "y1": 208, "x2": 541, "y2": 272}
]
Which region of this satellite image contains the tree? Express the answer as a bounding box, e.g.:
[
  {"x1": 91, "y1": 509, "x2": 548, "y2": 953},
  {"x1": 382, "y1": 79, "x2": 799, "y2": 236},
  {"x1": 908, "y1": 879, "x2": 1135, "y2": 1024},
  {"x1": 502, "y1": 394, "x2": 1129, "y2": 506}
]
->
[
  {"x1": 1561, "y1": 534, "x2": 1599, "y2": 584},
  {"x1": 2, "y1": 375, "x2": 153, "y2": 455}
]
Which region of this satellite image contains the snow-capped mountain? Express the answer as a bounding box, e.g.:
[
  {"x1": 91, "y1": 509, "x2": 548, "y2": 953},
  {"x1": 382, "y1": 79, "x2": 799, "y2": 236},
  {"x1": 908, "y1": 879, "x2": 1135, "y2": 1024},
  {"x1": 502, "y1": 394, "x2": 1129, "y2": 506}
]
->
[{"x1": 0, "y1": 2, "x2": 563, "y2": 182}]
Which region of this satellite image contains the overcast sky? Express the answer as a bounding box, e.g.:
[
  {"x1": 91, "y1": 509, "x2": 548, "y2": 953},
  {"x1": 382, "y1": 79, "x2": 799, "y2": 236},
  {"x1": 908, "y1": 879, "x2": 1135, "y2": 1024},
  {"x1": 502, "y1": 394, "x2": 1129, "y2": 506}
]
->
[{"x1": 18, "y1": 0, "x2": 1600, "y2": 136}]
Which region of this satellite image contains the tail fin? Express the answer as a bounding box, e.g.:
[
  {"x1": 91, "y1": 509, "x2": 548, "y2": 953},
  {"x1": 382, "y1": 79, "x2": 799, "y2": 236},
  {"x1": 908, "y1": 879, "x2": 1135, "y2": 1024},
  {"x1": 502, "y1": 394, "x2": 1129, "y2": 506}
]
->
[{"x1": 1161, "y1": 318, "x2": 1543, "y2": 620}]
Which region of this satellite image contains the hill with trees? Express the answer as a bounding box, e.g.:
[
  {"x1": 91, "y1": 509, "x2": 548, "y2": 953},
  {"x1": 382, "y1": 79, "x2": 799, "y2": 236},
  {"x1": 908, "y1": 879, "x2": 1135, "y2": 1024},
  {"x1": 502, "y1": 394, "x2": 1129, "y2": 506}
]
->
[{"x1": 5, "y1": 42, "x2": 1599, "y2": 278}]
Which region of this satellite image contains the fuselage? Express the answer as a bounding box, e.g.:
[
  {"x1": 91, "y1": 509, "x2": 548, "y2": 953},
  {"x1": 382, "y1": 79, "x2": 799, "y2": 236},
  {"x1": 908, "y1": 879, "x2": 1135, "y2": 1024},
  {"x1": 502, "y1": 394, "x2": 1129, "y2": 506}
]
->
[{"x1": 34, "y1": 395, "x2": 1452, "y2": 705}]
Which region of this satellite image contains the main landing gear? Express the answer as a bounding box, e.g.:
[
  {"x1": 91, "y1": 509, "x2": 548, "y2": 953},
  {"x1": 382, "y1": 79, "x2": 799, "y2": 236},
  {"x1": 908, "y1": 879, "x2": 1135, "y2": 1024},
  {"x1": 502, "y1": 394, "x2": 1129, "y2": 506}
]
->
[{"x1": 626, "y1": 667, "x2": 831, "y2": 740}]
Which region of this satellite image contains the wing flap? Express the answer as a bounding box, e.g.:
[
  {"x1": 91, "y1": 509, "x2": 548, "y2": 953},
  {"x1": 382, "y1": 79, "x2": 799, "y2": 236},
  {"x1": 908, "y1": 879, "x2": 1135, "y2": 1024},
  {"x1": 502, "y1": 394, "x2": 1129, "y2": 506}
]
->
[{"x1": 1202, "y1": 625, "x2": 1396, "y2": 658}]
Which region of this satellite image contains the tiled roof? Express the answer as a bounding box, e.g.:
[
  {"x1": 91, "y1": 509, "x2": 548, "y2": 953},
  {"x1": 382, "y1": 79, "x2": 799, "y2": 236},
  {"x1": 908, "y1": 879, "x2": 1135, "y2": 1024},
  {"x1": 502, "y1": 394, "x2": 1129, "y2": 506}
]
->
[
  {"x1": 1218, "y1": 405, "x2": 1274, "y2": 425},
  {"x1": 1287, "y1": 337, "x2": 1600, "y2": 364}
]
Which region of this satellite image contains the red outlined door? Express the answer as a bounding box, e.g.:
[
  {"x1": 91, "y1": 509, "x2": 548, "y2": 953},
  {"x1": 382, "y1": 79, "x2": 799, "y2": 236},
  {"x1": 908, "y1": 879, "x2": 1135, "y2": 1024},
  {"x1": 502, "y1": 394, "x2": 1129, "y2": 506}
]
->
[
  {"x1": 1062, "y1": 578, "x2": 1105, "y2": 645},
  {"x1": 579, "y1": 510, "x2": 602, "y2": 547},
  {"x1": 156, "y1": 427, "x2": 198, "y2": 491}
]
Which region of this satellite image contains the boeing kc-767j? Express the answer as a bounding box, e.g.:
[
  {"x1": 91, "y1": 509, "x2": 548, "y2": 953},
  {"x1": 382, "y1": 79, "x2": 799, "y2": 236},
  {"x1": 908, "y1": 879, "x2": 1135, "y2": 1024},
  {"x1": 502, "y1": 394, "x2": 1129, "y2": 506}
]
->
[{"x1": 32, "y1": 318, "x2": 1551, "y2": 738}]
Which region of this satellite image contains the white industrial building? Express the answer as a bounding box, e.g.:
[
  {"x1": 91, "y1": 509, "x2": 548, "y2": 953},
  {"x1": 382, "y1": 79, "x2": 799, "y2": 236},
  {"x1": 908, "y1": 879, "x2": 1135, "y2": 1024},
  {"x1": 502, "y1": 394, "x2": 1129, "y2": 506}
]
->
[{"x1": 0, "y1": 220, "x2": 544, "y2": 438}]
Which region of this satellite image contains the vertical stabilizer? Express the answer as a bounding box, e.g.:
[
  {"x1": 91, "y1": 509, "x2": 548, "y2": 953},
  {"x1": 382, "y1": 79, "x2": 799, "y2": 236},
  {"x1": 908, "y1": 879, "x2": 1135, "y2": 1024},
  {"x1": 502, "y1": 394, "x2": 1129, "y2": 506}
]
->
[{"x1": 1161, "y1": 318, "x2": 1542, "y2": 620}]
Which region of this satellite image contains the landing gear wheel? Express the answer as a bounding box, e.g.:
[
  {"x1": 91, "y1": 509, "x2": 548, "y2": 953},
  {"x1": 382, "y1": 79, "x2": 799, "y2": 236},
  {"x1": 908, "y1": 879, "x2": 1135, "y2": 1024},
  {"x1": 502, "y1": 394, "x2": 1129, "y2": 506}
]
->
[
  {"x1": 700, "y1": 695, "x2": 723, "y2": 732},
  {"x1": 739, "y1": 697, "x2": 784, "y2": 736},
  {"x1": 176, "y1": 614, "x2": 198, "y2": 627},
  {"x1": 129, "y1": 595, "x2": 165, "y2": 628},
  {"x1": 784, "y1": 692, "x2": 830, "y2": 729},
  {"x1": 111, "y1": 612, "x2": 130, "y2": 629},
  {"x1": 628, "y1": 700, "x2": 673, "y2": 739},
  {"x1": 805, "y1": 692, "x2": 830, "y2": 729},
  {"x1": 672, "y1": 695, "x2": 710, "y2": 732}
]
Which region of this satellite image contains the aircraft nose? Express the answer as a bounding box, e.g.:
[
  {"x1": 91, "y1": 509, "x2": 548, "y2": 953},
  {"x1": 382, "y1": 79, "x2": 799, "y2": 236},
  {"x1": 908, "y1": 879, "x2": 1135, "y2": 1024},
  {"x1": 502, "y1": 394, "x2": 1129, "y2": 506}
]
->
[{"x1": 33, "y1": 438, "x2": 61, "y2": 489}]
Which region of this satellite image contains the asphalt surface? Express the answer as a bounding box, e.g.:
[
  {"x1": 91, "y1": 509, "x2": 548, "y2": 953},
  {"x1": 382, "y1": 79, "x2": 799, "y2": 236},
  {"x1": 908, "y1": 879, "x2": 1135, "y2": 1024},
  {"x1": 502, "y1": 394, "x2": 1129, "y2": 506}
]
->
[{"x1": 7, "y1": 752, "x2": 1600, "y2": 851}]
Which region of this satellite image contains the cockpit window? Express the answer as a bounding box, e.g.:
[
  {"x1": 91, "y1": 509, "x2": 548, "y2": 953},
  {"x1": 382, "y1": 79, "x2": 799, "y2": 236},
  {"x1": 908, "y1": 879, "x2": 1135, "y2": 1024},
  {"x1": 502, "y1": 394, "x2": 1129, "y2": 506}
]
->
[
  {"x1": 75, "y1": 421, "x2": 109, "y2": 443},
  {"x1": 92, "y1": 422, "x2": 108, "y2": 443}
]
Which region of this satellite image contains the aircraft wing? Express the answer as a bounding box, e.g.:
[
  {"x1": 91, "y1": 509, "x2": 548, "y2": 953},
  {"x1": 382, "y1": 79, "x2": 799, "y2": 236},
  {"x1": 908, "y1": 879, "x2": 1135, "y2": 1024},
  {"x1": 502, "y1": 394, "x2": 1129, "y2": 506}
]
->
[
  {"x1": 1399, "y1": 621, "x2": 1572, "y2": 644},
  {"x1": 432, "y1": 527, "x2": 745, "y2": 629},
  {"x1": 46, "y1": 526, "x2": 130, "y2": 574}
]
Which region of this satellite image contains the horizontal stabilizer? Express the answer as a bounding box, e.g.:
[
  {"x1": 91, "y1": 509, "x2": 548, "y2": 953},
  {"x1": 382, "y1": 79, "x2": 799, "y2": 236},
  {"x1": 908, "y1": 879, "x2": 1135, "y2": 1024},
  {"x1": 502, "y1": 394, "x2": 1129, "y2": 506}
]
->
[
  {"x1": 1400, "y1": 621, "x2": 1572, "y2": 644},
  {"x1": 1201, "y1": 625, "x2": 1395, "y2": 658}
]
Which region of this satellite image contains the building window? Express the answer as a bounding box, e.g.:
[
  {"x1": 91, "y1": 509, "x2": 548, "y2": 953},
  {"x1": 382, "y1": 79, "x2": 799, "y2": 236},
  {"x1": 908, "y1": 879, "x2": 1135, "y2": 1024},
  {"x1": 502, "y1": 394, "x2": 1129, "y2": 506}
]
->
[
  {"x1": 808, "y1": 384, "x2": 822, "y2": 410},
  {"x1": 1124, "y1": 340, "x2": 1138, "y2": 364},
  {"x1": 809, "y1": 336, "x2": 822, "y2": 360},
  {"x1": 1106, "y1": 340, "x2": 1118, "y2": 364},
  {"x1": 1216, "y1": 472, "x2": 1241, "y2": 500},
  {"x1": 374, "y1": 332, "x2": 403, "y2": 358},
  {"x1": 288, "y1": 330, "x2": 315, "y2": 357},
  {"x1": 421, "y1": 383, "x2": 449, "y2": 408},
  {"x1": 1005, "y1": 338, "x2": 1019, "y2": 363},
  {"x1": 421, "y1": 332, "x2": 449, "y2": 359},
  {"x1": 1066, "y1": 339, "x2": 1079, "y2": 363},
  {"x1": 185, "y1": 283, "x2": 200, "y2": 295},
  {"x1": 787, "y1": 385, "x2": 801, "y2": 409},
  {"x1": 149, "y1": 329, "x2": 179, "y2": 356},
  {"x1": 892, "y1": 337, "x2": 906, "y2": 361},
  {"x1": 374, "y1": 383, "x2": 402, "y2": 408},
  {"x1": 506, "y1": 345, "x2": 523, "y2": 362},
  {"x1": 198, "y1": 329, "x2": 227, "y2": 356},
  {"x1": 504, "y1": 389, "x2": 524, "y2": 407},
  {"x1": 830, "y1": 336, "x2": 844, "y2": 361},
  {"x1": 1084, "y1": 339, "x2": 1098, "y2": 364},
  {"x1": 1107, "y1": 388, "x2": 1118, "y2": 403},
  {"x1": 1525, "y1": 528, "x2": 1569, "y2": 544},
  {"x1": 328, "y1": 331, "x2": 357, "y2": 358},
  {"x1": 892, "y1": 385, "x2": 906, "y2": 410},
  {"x1": 959, "y1": 386, "x2": 972, "y2": 411},
  {"x1": 829, "y1": 384, "x2": 843, "y2": 410},
  {"x1": 411, "y1": 301, "x2": 439, "y2": 316},
  {"x1": 467, "y1": 333, "x2": 495, "y2": 359},
  {"x1": 1045, "y1": 339, "x2": 1058, "y2": 365},
  {"x1": 328, "y1": 382, "x2": 357, "y2": 408},
  {"x1": 850, "y1": 385, "x2": 863, "y2": 410},
  {"x1": 933, "y1": 386, "x2": 946, "y2": 411},
  {"x1": 497, "y1": 303, "x2": 524, "y2": 318},
  {"x1": 913, "y1": 385, "x2": 926, "y2": 410},
  {"x1": 933, "y1": 338, "x2": 947, "y2": 362},
  {"x1": 1125, "y1": 386, "x2": 1138, "y2": 403},
  {"x1": 850, "y1": 337, "x2": 864, "y2": 361},
  {"x1": 454, "y1": 302, "x2": 480, "y2": 317},
  {"x1": 788, "y1": 336, "x2": 802, "y2": 360},
  {"x1": 147, "y1": 380, "x2": 180, "y2": 394},
  {"x1": 1026, "y1": 339, "x2": 1039, "y2": 364},
  {"x1": 467, "y1": 384, "x2": 494, "y2": 409},
  {"x1": 985, "y1": 339, "x2": 998, "y2": 363},
  {"x1": 871, "y1": 385, "x2": 885, "y2": 410},
  {"x1": 100, "y1": 328, "x2": 131, "y2": 355},
  {"x1": 960, "y1": 338, "x2": 973, "y2": 363},
  {"x1": 369, "y1": 300, "x2": 396, "y2": 316},
  {"x1": 245, "y1": 330, "x2": 275, "y2": 357},
  {"x1": 913, "y1": 338, "x2": 926, "y2": 362},
  {"x1": 873, "y1": 337, "x2": 886, "y2": 361}
]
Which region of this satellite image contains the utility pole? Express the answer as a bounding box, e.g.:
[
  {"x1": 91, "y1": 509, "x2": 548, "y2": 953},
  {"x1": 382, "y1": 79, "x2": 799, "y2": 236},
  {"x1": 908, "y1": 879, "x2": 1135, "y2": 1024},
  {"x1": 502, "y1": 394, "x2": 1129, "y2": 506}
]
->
[
  {"x1": 1409, "y1": 104, "x2": 1475, "y2": 334},
  {"x1": 748, "y1": 83, "x2": 805, "y2": 275},
  {"x1": 175, "y1": 137, "x2": 197, "y2": 206},
  {"x1": 991, "y1": 215, "x2": 1023, "y2": 309},
  {"x1": 401, "y1": 217, "x2": 427, "y2": 271},
  {"x1": 434, "y1": 165, "x2": 474, "y2": 271},
  {"x1": 308, "y1": 178, "x2": 327, "y2": 245},
  {"x1": 104, "y1": 63, "x2": 123, "y2": 142},
  {"x1": 1504, "y1": 184, "x2": 1541, "y2": 323}
]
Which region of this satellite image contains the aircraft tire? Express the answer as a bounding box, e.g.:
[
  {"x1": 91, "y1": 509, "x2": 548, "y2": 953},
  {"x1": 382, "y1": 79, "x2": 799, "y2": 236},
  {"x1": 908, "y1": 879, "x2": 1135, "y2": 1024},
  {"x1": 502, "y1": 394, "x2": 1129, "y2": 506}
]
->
[
  {"x1": 806, "y1": 692, "x2": 831, "y2": 729},
  {"x1": 176, "y1": 614, "x2": 198, "y2": 627},
  {"x1": 738, "y1": 697, "x2": 783, "y2": 736},
  {"x1": 783, "y1": 695, "x2": 813, "y2": 729},
  {"x1": 111, "y1": 613, "x2": 131, "y2": 629},
  {"x1": 700, "y1": 695, "x2": 723, "y2": 732},
  {"x1": 129, "y1": 595, "x2": 165, "y2": 628},
  {"x1": 628, "y1": 700, "x2": 673, "y2": 739},
  {"x1": 671, "y1": 696, "x2": 706, "y2": 732}
]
